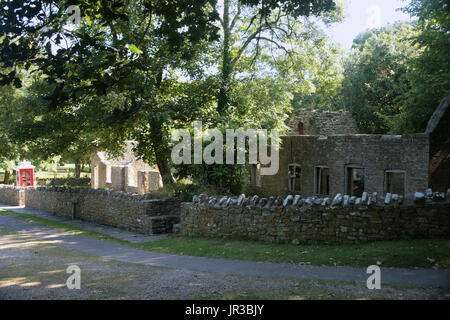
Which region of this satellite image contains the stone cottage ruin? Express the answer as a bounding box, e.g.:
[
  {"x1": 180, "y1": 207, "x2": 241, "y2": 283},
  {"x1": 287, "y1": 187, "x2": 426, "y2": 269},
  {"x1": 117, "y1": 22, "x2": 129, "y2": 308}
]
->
[
  {"x1": 91, "y1": 141, "x2": 163, "y2": 194},
  {"x1": 91, "y1": 96, "x2": 449, "y2": 199},
  {"x1": 179, "y1": 99, "x2": 449, "y2": 243},
  {"x1": 255, "y1": 97, "x2": 449, "y2": 197}
]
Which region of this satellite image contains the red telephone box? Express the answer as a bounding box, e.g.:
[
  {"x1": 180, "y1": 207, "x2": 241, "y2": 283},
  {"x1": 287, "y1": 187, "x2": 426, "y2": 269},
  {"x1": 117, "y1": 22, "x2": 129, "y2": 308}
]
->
[{"x1": 14, "y1": 160, "x2": 35, "y2": 187}]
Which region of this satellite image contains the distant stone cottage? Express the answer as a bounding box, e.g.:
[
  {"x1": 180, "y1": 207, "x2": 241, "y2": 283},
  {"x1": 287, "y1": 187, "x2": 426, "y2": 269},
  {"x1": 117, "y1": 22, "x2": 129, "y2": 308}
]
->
[{"x1": 91, "y1": 141, "x2": 162, "y2": 194}]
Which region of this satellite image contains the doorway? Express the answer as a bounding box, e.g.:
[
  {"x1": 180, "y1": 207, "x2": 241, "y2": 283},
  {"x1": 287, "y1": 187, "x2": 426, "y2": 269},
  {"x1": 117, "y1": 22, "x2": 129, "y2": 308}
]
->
[{"x1": 345, "y1": 165, "x2": 365, "y2": 197}]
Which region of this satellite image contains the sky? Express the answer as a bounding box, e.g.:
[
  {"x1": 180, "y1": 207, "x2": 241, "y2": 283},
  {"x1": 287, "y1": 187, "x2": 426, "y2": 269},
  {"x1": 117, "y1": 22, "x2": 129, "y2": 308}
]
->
[{"x1": 324, "y1": 0, "x2": 414, "y2": 49}]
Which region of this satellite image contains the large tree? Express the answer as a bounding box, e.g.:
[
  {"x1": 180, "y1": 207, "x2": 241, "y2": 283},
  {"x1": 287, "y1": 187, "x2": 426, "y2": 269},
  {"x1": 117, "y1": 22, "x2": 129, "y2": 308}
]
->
[
  {"x1": 339, "y1": 0, "x2": 449, "y2": 134},
  {"x1": 171, "y1": 3, "x2": 345, "y2": 194},
  {"x1": 0, "y1": 0, "x2": 220, "y2": 184},
  {"x1": 395, "y1": 0, "x2": 450, "y2": 133},
  {"x1": 0, "y1": 84, "x2": 22, "y2": 183},
  {"x1": 0, "y1": 0, "x2": 343, "y2": 190},
  {"x1": 340, "y1": 22, "x2": 420, "y2": 134},
  {"x1": 216, "y1": 0, "x2": 341, "y2": 115}
]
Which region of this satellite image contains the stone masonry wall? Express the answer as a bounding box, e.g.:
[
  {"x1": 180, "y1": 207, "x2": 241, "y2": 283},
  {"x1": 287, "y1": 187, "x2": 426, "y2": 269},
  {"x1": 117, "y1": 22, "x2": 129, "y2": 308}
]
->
[
  {"x1": 287, "y1": 109, "x2": 359, "y2": 136},
  {"x1": 0, "y1": 185, "x2": 25, "y2": 206},
  {"x1": 258, "y1": 134, "x2": 429, "y2": 197},
  {"x1": 0, "y1": 186, "x2": 181, "y2": 234},
  {"x1": 179, "y1": 191, "x2": 450, "y2": 244}
]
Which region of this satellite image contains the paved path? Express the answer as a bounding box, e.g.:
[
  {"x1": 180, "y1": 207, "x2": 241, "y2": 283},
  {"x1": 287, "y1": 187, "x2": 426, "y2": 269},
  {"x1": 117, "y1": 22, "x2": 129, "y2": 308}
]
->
[
  {"x1": 0, "y1": 204, "x2": 168, "y2": 243},
  {"x1": 1, "y1": 204, "x2": 449, "y2": 288}
]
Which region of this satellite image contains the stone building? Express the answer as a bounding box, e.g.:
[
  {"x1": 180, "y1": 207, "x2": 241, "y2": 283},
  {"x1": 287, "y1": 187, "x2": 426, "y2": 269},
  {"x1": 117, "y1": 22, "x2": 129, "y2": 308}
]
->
[
  {"x1": 287, "y1": 109, "x2": 359, "y2": 136},
  {"x1": 91, "y1": 141, "x2": 163, "y2": 194},
  {"x1": 255, "y1": 100, "x2": 450, "y2": 197},
  {"x1": 258, "y1": 133, "x2": 429, "y2": 197}
]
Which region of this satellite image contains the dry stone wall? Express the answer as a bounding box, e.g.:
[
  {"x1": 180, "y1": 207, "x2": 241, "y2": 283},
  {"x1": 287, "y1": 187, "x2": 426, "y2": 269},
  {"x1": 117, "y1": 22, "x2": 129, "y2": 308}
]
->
[
  {"x1": 0, "y1": 185, "x2": 181, "y2": 234},
  {"x1": 179, "y1": 191, "x2": 450, "y2": 244},
  {"x1": 0, "y1": 185, "x2": 25, "y2": 206}
]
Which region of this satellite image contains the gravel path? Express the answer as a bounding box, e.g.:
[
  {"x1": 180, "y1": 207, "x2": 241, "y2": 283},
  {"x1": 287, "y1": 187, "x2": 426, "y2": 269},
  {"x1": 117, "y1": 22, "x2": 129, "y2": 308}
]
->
[{"x1": 0, "y1": 208, "x2": 449, "y2": 289}]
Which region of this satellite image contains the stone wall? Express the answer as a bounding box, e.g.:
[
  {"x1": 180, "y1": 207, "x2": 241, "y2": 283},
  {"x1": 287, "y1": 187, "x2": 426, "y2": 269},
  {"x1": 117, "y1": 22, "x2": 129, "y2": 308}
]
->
[
  {"x1": 287, "y1": 109, "x2": 359, "y2": 136},
  {"x1": 179, "y1": 191, "x2": 450, "y2": 244},
  {"x1": 0, "y1": 186, "x2": 181, "y2": 234},
  {"x1": 258, "y1": 134, "x2": 429, "y2": 197},
  {"x1": 0, "y1": 185, "x2": 25, "y2": 206}
]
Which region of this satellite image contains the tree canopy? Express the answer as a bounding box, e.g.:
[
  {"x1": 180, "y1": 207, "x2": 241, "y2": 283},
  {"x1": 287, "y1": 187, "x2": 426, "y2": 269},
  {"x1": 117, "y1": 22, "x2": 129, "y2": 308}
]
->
[
  {"x1": 0, "y1": 0, "x2": 448, "y2": 194},
  {"x1": 0, "y1": 0, "x2": 221, "y2": 184},
  {"x1": 337, "y1": 0, "x2": 449, "y2": 134},
  {"x1": 395, "y1": 0, "x2": 450, "y2": 133},
  {"x1": 340, "y1": 22, "x2": 420, "y2": 134}
]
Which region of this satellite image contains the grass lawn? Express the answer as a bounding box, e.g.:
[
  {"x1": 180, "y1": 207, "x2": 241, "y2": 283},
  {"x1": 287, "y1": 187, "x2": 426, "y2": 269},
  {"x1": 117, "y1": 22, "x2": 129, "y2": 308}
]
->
[{"x1": 1, "y1": 208, "x2": 449, "y2": 269}]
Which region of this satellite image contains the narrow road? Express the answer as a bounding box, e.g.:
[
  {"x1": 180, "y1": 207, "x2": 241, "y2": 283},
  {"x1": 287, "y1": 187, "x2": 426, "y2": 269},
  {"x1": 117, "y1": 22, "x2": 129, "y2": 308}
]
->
[{"x1": 1, "y1": 205, "x2": 449, "y2": 288}]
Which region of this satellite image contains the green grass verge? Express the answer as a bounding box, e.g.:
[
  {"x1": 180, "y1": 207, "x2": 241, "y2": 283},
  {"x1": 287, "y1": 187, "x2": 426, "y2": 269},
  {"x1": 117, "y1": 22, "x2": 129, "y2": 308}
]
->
[
  {"x1": 1, "y1": 208, "x2": 449, "y2": 269},
  {"x1": 137, "y1": 235, "x2": 450, "y2": 269}
]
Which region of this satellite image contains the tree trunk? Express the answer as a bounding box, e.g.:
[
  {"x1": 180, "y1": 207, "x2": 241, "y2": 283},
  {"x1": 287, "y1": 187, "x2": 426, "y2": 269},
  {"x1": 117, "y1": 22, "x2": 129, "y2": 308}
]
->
[
  {"x1": 149, "y1": 68, "x2": 175, "y2": 186},
  {"x1": 218, "y1": 0, "x2": 232, "y2": 115},
  {"x1": 147, "y1": 118, "x2": 175, "y2": 186},
  {"x1": 3, "y1": 170, "x2": 10, "y2": 184},
  {"x1": 74, "y1": 159, "x2": 81, "y2": 179},
  {"x1": 153, "y1": 132, "x2": 176, "y2": 186},
  {"x1": 155, "y1": 152, "x2": 175, "y2": 186}
]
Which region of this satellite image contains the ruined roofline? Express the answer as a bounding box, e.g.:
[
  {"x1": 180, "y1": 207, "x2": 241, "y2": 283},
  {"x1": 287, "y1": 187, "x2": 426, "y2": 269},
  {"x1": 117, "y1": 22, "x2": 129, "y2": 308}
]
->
[
  {"x1": 94, "y1": 140, "x2": 145, "y2": 167},
  {"x1": 96, "y1": 151, "x2": 110, "y2": 165},
  {"x1": 426, "y1": 95, "x2": 450, "y2": 134},
  {"x1": 96, "y1": 151, "x2": 135, "y2": 166}
]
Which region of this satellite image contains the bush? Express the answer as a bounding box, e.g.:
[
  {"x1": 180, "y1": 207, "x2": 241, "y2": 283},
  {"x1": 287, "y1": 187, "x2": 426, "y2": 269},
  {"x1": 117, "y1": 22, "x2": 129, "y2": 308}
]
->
[
  {"x1": 37, "y1": 177, "x2": 91, "y2": 187},
  {"x1": 175, "y1": 163, "x2": 247, "y2": 196},
  {"x1": 148, "y1": 180, "x2": 218, "y2": 202}
]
